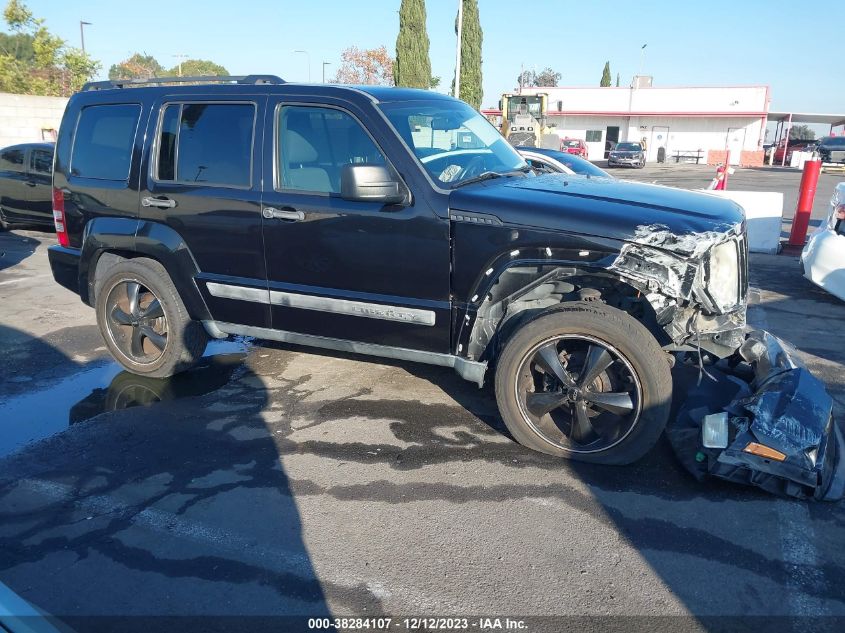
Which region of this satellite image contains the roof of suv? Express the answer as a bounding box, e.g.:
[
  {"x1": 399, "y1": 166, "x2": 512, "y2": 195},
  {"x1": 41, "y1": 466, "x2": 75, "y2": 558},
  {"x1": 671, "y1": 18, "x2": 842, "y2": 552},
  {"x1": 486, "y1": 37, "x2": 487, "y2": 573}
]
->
[{"x1": 78, "y1": 75, "x2": 456, "y2": 105}]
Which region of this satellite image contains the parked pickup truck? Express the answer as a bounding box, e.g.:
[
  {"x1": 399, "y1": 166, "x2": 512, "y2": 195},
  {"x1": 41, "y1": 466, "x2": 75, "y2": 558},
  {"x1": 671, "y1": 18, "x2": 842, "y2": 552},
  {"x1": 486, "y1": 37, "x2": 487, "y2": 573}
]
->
[{"x1": 47, "y1": 75, "x2": 843, "y2": 497}]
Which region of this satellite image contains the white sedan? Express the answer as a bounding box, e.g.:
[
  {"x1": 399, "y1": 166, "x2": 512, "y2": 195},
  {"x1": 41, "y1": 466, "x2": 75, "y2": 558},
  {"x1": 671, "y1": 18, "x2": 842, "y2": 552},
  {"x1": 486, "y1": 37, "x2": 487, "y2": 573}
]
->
[{"x1": 801, "y1": 182, "x2": 845, "y2": 301}]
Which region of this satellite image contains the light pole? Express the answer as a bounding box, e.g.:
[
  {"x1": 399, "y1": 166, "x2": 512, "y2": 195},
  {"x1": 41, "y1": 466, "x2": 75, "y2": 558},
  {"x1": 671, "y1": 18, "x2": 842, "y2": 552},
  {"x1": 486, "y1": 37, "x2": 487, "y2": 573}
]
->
[
  {"x1": 453, "y1": 0, "x2": 463, "y2": 98},
  {"x1": 293, "y1": 50, "x2": 311, "y2": 82},
  {"x1": 322, "y1": 62, "x2": 331, "y2": 84},
  {"x1": 173, "y1": 54, "x2": 189, "y2": 77},
  {"x1": 639, "y1": 43, "x2": 648, "y2": 76},
  {"x1": 79, "y1": 21, "x2": 91, "y2": 53}
]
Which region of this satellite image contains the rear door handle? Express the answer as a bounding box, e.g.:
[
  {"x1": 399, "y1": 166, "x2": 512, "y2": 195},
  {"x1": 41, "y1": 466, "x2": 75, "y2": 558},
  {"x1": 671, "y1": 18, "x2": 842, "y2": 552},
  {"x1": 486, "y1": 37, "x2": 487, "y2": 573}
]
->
[
  {"x1": 262, "y1": 207, "x2": 304, "y2": 221},
  {"x1": 24, "y1": 180, "x2": 36, "y2": 187},
  {"x1": 142, "y1": 196, "x2": 177, "y2": 209}
]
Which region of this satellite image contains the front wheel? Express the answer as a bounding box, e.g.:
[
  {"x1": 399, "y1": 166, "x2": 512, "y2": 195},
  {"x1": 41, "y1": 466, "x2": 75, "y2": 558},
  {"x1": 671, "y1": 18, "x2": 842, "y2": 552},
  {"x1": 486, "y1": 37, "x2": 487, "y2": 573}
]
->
[
  {"x1": 95, "y1": 257, "x2": 208, "y2": 378},
  {"x1": 494, "y1": 302, "x2": 672, "y2": 465}
]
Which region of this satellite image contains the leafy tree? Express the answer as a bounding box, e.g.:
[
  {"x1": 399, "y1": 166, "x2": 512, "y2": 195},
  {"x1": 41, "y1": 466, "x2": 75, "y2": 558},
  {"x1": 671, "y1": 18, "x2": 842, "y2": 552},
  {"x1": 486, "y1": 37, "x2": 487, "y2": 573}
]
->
[
  {"x1": 534, "y1": 67, "x2": 560, "y2": 87},
  {"x1": 516, "y1": 68, "x2": 560, "y2": 88},
  {"x1": 0, "y1": 31, "x2": 34, "y2": 62},
  {"x1": 517, "y1": 69, "x2": 534, "y2": 89},
  {"x1": 789, "y1": 125, "x2": 816, "y2": 140},
  {"x1": 455, "y1": 0, "x2": 482, "y2": 109},
  {"x1": 109, "y1": 53, "x2": 163, "y2": 80},
  {"x1": 332, "y1": 46, "x2": 394, "y2": 85},
  {"x1": 600, "y1": 61, "x2": 611, "y2": 87},
  {"x1": 0, "y1": 0, "x2": 99, "y2": 96},
  {"x1": 165, "y1": 58, "x2": 228, "y2": 77},
  {"x1": 394, "y1": 0, "x2": 432, "y2": 89}
]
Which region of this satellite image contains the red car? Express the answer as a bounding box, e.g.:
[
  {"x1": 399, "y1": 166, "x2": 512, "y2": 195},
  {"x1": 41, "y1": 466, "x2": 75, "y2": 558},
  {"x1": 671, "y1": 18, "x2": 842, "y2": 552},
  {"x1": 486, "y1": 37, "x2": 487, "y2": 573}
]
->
[
  {"x1": 559, "y1": 138, "x2": 588, "y2": 158},
  {"x1": 772, "y1": 138, "x2": 816, "y2": 165}
]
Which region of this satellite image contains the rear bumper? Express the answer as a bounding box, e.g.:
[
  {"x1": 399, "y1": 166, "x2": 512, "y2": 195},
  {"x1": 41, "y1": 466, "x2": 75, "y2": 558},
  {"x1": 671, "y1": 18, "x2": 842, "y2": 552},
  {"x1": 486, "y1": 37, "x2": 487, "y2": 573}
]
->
[
  {"x1": 668, "y1": 330, "x2": 845, "y2": 501},
  {"x1": 48, "y1": 245, "x2": 82, "y2": 297}
]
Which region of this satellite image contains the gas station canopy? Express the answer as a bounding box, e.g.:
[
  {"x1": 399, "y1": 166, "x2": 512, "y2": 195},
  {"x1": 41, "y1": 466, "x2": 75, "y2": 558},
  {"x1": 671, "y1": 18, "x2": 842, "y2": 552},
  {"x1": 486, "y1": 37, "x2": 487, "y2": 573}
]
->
[{"x1": 768, "y1": 111, "x2": 845, "y2": 127}]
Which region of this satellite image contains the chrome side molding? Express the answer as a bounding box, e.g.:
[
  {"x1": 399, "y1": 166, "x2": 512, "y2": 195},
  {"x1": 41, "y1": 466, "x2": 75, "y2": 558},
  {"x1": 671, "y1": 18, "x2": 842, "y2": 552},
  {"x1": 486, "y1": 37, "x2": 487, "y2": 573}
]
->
[{"x1": 205, "y1": 281, "x2": 436, "y2": 326}]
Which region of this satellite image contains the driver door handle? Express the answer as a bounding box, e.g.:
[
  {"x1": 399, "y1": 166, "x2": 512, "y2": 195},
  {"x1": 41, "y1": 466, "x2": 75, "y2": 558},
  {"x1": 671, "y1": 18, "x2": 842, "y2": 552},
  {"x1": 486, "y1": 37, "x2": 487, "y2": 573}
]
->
[
  {"x1": 142, "y1": 196, "x2": 177, "y2": 209},
  {"x1": 262, "y1": 207, "x2": 304, "y2": 221}
]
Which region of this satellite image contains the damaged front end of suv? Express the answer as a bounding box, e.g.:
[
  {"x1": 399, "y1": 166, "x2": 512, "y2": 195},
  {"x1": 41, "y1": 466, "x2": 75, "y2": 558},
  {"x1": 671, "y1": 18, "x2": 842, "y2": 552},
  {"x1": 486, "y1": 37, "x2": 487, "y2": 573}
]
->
[{"x1": 611, "y1": 222, "x2": 844, "y2": 500}]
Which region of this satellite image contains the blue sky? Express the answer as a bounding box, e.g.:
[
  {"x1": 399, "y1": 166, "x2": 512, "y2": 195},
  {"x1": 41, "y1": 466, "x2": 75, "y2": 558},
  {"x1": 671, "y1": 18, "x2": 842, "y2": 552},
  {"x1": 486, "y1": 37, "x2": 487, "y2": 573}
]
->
[{"x1": 10, "y1": 0, "x2": 845, "y2": 114}]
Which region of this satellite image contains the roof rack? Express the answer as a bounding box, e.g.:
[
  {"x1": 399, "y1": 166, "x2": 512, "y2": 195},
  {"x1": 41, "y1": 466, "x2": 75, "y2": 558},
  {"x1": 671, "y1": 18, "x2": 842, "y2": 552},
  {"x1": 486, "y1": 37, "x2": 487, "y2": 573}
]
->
[{"x1": 81, "y1": 75, "x2": 285, "y2": 91}]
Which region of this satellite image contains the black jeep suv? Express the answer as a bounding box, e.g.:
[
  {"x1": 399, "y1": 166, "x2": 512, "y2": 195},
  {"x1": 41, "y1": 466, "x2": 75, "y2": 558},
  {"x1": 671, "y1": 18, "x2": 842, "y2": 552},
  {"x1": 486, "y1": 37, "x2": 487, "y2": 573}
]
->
[{"x1": 46, "y1": 75, "x2": 839, "y2": 479}]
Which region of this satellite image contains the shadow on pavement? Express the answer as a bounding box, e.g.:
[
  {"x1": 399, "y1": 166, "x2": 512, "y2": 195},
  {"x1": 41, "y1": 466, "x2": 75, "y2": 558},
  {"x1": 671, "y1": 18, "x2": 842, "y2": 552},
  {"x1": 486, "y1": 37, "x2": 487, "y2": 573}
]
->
[
  {"x1": 0, "y1": 324, "x2": 344, "y2": 632},
  {"x1": 0, "y1": 231, "x2": 40, "y2": 272}
]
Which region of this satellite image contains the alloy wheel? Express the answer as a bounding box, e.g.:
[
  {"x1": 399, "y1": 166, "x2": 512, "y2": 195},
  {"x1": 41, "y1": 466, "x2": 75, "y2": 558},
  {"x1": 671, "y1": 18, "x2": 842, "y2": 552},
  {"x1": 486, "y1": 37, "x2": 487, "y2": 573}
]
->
[
  {"x1": 514, "y1": 335, "x2": 642, "y2": 454},
  {"x1": 104, "y1": 279, "x2": 168, "y2": 365}
]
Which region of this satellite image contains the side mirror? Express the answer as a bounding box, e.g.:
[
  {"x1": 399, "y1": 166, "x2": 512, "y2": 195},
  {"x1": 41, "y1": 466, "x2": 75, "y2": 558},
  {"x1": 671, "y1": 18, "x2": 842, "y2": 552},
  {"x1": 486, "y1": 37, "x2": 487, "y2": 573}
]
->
[{"x1": 340, "y1": 164, "x2": 406, "y2": 205}]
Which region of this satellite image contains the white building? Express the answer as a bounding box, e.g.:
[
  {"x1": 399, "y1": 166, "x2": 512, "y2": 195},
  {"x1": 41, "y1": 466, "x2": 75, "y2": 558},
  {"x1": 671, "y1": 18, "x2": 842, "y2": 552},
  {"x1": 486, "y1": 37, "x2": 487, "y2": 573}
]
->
[{"x1": 488, "y1": 81, "x2": 770, "y2": 166}]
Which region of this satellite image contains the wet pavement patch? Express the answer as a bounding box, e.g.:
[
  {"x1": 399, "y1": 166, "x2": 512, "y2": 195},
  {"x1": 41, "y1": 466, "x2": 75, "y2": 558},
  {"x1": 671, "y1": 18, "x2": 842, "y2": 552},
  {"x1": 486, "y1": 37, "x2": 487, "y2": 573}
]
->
[{"x1": 0, "y1": 339, "x2": 249, "y2": 458}]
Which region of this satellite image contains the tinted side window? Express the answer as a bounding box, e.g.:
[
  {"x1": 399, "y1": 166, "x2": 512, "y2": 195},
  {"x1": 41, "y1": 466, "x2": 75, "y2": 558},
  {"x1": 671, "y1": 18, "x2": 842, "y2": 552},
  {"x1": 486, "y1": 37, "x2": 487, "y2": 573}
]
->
[
  {"x1": 30, "y1": 149, "x2": 53, "y2": 175},
  {"x1": 0, "y1": 148, "x2": 25, "y2": 173},
  {"x1": 71, "y1": 104, "x2": 141, "y2": 180},
  {"x1": 277, "y1": 105, "x2": 386, "y2": 194},
  {"x1": 156, "y1": 103, "x2": 254, "y2": 187}
]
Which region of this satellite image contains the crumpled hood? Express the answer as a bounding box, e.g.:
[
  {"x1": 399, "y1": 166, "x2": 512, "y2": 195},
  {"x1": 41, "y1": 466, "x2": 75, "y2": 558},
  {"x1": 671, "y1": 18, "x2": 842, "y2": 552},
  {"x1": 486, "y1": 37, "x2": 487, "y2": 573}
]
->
[{"x1": 449, "y1": 173, "x2": 744, "y2": 243}]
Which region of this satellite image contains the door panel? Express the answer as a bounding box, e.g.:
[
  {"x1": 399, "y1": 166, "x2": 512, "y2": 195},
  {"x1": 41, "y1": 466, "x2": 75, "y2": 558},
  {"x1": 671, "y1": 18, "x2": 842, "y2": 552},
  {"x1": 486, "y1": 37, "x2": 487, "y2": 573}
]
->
[
  {"x1": 727, "y1": 127, "x2": 745, "y2": 166},
  {"x1": 140, "y1": 96, "x2": 269, "y2": 328},
  {"x1": 0, "y1": 146, "x2": 29, "y2": 222},
  {"x1": 25, "y1": 147, "x2": 54, "y2": 224},
  {"x1": 260, "y1": 100, "x2": 451, "y2": 353},
  {"x1": 650, "y1": 126, "x2": 669, "y2": 163}
]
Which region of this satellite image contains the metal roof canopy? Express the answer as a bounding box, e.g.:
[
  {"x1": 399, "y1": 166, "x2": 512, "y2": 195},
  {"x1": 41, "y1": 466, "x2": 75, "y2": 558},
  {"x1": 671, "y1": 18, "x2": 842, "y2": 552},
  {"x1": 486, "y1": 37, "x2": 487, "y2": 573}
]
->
[{"x1": 768, "y1": 111, "x2": 845, "y2": 126}]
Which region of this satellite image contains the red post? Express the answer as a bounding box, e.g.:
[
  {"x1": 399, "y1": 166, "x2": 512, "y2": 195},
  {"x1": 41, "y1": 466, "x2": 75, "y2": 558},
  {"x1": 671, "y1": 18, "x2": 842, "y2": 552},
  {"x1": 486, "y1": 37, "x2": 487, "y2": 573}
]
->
[{"x1": 788, "y1": 158, "x2": 822, "y2": 247}]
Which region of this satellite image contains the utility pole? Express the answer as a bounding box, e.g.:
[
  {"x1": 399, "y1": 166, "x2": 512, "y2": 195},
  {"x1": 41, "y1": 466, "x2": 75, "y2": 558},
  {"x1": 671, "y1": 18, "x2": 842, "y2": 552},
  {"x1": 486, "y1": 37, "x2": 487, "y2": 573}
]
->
[
  {"x1": 79, "y1": 21, "x2": 91, "y2": 53},
  {"x1": 322, "y1": 62, "x2": 331, "y2": 83},
  {"x1": 639, "y1": 43, "x2": 647, "y2": 76},
  {"x1": 294, "y1": 50, "x2": 311, "y2": 82},
  {"x1": 173, "y1": 54, "x2": 189, "y2": 77},
  {"x1": 453, "y1": 0, "x2": 463, "y2": 99}
]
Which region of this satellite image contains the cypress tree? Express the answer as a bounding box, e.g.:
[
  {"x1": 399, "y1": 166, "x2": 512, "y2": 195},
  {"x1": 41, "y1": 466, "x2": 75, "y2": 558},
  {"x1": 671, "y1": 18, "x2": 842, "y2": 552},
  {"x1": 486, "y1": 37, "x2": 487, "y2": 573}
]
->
[
  {"x1": 600, "y1": 61, "x2": 611, "y2": 87},
  {"x1": 457, "y1": 0, "x2": 482, "y2": 109},
  {"x1": 615, "y1": 72, "x2": 620, "y2": 87},
  {"x1": 394, "y1": 0, "x2": 432, "y2": 89}
]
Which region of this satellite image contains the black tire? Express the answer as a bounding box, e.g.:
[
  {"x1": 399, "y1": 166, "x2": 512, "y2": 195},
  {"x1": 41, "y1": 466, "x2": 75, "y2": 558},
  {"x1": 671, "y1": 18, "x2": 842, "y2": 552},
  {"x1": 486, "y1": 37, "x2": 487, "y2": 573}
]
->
[
  {"x1": 95, "y1": 257, "x2": 207, "y2": 378},
  {"x1": 494, "y1": 302, "x2": 672, "y2": 465}
]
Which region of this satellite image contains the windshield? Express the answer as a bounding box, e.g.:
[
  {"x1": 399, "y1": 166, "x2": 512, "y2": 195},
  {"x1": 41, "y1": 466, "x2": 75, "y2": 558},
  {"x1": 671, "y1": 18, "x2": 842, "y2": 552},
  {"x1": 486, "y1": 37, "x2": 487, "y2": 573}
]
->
[
  {"x1": 561, "y1": 139, "x2": 582, "y2": 148},
  {"x1": 505, "y1": 96, "x2": 543, "y2": 122},
  {"x1": 554, "y1": 153, "x2": 610, "y2": 177},
  {"x1": 614, "y1": 142, "x2": 641, "y2": 151},
  {"x1": 822, "y1": 137, "x2": 845, "y2": 147},
  {"x1": 380, "y1": 100, "x2": 527, "y2": 187}
]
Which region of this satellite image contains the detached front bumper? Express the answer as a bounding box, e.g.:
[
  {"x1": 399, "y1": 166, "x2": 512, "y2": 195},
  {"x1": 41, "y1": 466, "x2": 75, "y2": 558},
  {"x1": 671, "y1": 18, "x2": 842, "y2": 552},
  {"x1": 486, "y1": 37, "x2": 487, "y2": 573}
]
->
[{"x1": 668, "y1": 330, "x2": 845, "y2": 501}]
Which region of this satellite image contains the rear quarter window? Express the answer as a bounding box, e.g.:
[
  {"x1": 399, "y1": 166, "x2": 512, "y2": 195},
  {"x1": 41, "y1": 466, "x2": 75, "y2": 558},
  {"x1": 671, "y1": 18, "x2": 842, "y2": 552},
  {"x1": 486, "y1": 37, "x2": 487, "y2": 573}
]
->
[
  {"x1": 71, "y1": 104, "x2": 141, "y2": 180},
  {"x1": 0, "y1": 148, "x2": 25, "y2": 173}
]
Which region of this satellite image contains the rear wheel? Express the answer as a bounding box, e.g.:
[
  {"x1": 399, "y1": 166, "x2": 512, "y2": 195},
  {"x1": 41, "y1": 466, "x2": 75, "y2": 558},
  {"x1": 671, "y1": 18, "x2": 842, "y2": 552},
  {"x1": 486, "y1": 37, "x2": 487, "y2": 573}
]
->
[
  {"x1": 494, "y1": 302, "x2": 672, "y2": 465},
  {"x1": 95, "y1": 258, "x2": 207, "y2": 378}
]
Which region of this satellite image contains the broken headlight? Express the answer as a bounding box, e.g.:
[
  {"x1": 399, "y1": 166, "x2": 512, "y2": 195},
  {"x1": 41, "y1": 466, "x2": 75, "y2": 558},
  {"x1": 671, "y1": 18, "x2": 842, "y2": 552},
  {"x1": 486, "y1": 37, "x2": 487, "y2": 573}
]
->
[{"x1": 704, "y1": 239, "x2": 741, "y2": 313}]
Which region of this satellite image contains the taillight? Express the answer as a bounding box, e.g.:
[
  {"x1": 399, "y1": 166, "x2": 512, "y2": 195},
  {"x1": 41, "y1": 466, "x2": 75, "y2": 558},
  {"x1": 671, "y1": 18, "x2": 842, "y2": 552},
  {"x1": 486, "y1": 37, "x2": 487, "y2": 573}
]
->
[{"x1": 52, "y1": 187, "x2": 68, "y2": 247}]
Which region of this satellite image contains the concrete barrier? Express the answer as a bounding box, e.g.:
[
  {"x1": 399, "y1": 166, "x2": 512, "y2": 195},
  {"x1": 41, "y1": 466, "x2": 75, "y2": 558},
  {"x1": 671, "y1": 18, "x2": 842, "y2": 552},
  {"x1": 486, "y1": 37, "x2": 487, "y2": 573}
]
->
[
  {"x1": 701, "y1": 190, "x2": 783, "y2": 254},
  {"x1": 0, "y1": 92, "x2": 68, "y2": 149}
]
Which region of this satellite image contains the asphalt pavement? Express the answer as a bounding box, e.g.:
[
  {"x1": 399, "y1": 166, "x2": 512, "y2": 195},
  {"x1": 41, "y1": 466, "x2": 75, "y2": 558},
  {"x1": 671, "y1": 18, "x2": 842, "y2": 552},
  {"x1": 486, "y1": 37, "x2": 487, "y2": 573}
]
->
[{"x1": 1, "y1": 225, "x2": 844, "y2": 633}]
